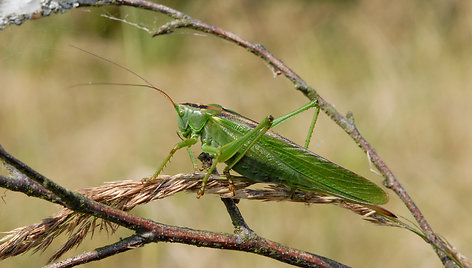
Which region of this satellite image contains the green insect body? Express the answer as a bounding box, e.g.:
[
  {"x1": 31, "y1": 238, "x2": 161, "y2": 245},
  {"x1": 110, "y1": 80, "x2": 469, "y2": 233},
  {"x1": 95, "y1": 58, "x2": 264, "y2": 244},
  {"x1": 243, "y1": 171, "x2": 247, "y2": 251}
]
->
[
  {"x1": 157, "y1": 101, "x2": 388, "y2": 206},
  {"x1": 73, "y1": 47, "x2": 388, "y2": 210}
]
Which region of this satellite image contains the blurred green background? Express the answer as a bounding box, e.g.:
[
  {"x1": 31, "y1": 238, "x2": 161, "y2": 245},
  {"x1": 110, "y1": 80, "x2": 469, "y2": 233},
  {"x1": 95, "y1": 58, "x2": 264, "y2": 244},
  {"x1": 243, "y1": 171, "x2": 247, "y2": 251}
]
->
[{"x1": 1, "y1": 0, "x2": 471, "y2": 267}]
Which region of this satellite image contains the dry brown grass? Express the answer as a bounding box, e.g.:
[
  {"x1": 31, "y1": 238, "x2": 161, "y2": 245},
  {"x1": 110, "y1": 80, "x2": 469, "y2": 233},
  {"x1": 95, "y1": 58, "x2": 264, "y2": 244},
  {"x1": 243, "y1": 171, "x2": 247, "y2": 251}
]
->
[{"x1": 0, "y1": 173, "x2": 400, "y2": 263}]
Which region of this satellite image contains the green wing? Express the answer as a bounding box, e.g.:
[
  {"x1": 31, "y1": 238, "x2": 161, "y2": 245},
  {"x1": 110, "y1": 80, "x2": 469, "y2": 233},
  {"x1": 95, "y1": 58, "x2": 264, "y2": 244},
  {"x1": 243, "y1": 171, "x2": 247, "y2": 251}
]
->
[
  {"x1": 212, "y1": 114, "x2": 388, "y2": 205},
  {"x1": 252, "y1": 133, "x2": 388, "y2": 205},
  {"x1": 209, "y1": 111, "x2": 388, "y2": 205}
]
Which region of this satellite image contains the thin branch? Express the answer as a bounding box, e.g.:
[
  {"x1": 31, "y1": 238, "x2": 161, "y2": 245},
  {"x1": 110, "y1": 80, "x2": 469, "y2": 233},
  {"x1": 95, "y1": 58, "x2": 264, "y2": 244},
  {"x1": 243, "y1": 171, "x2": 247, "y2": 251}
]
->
[
  {"x1": 198, "y1": 152, "x2": 254, "y2": 234},
  {"x1": 0, "y1": 145, "x2": 348, "y2": 267},
  {"x1": 0, "y1": 173, "x2": 63, "y2": 206},
  {"x1": 221, "y1": 198, "x2": 253, "y2": 233},
  {"x1": 0, "y1": 165, "x2": 397, "y2": 262},
  {"x1": 44, "y1": 233, "x2": 152, "y2": 268}
]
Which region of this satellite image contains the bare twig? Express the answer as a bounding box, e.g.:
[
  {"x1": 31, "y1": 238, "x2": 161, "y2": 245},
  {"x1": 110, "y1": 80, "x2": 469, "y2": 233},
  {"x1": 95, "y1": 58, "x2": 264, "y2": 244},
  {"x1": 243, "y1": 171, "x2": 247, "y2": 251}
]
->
[
  {"x1": 198, "y1": 152, "x2": 254, "y2": 234},
  {"x1": 43, "y1": 233, "x2": 152, "y2": 268},
  {"x1": 0, "y1": 145, "x2": 349, "y2": 267},
  {"x1": 0, "y1": 173, "x2": 63, "y2": 206},
  {"x1": 221, "y1": 198, "x2": 253, "y2": 232}
]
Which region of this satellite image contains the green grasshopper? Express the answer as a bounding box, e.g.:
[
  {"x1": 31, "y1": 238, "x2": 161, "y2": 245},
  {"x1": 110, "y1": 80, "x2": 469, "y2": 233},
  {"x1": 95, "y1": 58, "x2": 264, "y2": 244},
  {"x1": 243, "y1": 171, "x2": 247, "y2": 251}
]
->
[
  {"x1": 151, "y1": 100, "x2": 389, "y2": 207},
  {"x1": 77, "y1": 47, "x2": 389, "y2": 213}
]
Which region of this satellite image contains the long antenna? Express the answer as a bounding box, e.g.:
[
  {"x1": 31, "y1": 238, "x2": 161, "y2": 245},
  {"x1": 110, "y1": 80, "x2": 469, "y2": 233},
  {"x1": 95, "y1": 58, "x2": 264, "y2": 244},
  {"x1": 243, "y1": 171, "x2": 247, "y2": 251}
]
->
[{"x1": 70, "y1": 45, "x2": 176, "y2": 107}]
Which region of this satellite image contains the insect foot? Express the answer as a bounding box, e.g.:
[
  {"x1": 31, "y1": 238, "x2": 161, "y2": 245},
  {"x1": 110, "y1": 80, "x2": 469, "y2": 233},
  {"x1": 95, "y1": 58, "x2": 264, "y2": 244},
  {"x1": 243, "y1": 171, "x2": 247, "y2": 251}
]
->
[
  {"x1": 197, "y1": 188, "x2": 205, "y2": 199},
  {"x1": 141, "y1": 177, "x2": 153, "y2": 183},
  {"x1": 223, "y1": 169, "x2": 236, "y2": 197},
  {"x1": 228, "y1": 183, "x2": 236, "y2": 197}
]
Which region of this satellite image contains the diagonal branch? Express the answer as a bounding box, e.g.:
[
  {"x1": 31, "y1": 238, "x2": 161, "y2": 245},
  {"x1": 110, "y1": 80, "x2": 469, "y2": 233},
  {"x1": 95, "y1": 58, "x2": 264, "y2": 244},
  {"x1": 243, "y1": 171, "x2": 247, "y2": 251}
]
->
[
  {"x1": 0, "y1": 145, "x2": 348, "y2": 267},
  {"x1": 43, "y1": 233, "x2": 154, "y2": 268}
]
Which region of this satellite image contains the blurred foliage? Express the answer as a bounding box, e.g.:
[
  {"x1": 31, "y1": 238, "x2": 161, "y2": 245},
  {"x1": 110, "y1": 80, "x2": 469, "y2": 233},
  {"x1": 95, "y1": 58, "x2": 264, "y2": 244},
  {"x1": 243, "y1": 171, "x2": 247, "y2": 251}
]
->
[{"x1": 0, "y1": 0, "x2": 471, "y2": 267}]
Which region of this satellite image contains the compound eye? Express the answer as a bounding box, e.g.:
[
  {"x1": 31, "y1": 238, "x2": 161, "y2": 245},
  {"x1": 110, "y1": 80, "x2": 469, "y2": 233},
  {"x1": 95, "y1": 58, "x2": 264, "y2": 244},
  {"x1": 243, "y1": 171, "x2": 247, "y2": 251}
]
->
[{"x1": 177, "y1": 107, "x2": 185, "y2": 117}]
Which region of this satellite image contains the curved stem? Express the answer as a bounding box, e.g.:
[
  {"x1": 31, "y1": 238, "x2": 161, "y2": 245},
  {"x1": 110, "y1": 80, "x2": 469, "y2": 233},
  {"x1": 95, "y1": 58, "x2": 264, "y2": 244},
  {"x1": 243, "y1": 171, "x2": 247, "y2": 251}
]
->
[{"x1": 0, "y1": 145, "x2": 346, "y2": 268}]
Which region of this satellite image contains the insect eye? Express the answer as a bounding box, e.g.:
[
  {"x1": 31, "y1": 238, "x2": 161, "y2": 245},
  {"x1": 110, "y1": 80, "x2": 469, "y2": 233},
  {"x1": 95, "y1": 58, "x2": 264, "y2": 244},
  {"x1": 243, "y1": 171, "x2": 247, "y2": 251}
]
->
[{"x1": 178, "y1": 108, "x2": 185, "y2": 117}]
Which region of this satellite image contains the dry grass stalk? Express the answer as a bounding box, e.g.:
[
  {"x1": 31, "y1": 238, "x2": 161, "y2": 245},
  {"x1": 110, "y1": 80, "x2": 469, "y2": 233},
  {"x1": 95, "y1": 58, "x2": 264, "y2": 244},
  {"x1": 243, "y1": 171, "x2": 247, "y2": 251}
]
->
[{"x1": 0, "y1": 173, "x2": 398, "y2": 262}]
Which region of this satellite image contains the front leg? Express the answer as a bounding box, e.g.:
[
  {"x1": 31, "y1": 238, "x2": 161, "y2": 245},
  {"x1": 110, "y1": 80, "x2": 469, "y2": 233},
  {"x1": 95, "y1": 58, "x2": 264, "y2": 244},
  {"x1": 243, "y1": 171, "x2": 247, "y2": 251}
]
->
[{"x1": 149, "y1": 134, "x2": 198, "y2": 181}]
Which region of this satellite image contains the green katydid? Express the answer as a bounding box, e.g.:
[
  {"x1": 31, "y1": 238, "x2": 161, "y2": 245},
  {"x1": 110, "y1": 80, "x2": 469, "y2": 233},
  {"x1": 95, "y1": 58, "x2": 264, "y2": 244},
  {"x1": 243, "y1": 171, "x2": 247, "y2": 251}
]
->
[
  {"x1": 152, "y1": 101, "x2": 389, "y2": 207},
  {"x1": 76, "y1": 47, "x2": 390, "y2": 215}
]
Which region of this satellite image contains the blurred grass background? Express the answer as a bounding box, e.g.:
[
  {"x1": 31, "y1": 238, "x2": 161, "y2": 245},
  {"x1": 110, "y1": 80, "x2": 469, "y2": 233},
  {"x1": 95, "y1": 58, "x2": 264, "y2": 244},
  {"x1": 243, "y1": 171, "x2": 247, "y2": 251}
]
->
[{"x1": 0, "y1": 0, "x2": 471, "y2": 267}]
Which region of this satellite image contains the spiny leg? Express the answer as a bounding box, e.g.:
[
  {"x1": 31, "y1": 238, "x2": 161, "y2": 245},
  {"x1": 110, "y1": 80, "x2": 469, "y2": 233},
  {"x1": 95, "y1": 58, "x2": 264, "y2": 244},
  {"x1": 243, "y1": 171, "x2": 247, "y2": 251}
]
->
[
  {"x1": 223, "y1": 169, "x2": 236, "y2": 195},
  {"x1": 219, "y1": 116, "x2": 274, "y2": 165},
  {"x1": 198, "y1": 100, "x2": 319, "y2": 196},
  {"x1": 224, "y1": 116, "x2": 274, "y2": 172},
  {"x1": 271, "y1": 99, "x2": 318, "y2": 127},
  {"x1": 197, "y1": 150, "x2": 236, "y2": 196},
  {"x1": 186, "y1": 147, "x2": 199, "y2": 171},
  {"x1": 149, "y1": 135, "x2": 198, "y2": 180},
  {"x1": 222, "y1": 99, "x2": 322, "y2": 178},
  {"x1": 197, "y1": 154, "x2": 219, "y2": 198},
  {"x1": 304, "y1": 105, "x2": 320, "y2": 148},
  {"x1": 222, "y1": 116, "x2": 274, "y2": 195},
  {"x1": 195, "y1": 152, "x2": 217, "y2": 198},
  {"x1": 178, "y1": 132, "x2": 199, "y2": 171}
]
